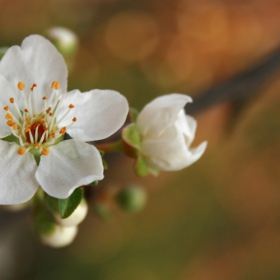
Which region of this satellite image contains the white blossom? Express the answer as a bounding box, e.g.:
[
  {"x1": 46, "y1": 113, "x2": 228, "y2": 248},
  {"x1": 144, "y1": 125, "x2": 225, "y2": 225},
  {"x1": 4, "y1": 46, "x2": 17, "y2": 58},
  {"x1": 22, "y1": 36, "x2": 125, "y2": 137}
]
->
[
  {"x1": 0, "y1": 35, "x2": 128, "y2": 204},
  {"x1": 136, "y1": 94, "x2": 207, "y2": 171}
]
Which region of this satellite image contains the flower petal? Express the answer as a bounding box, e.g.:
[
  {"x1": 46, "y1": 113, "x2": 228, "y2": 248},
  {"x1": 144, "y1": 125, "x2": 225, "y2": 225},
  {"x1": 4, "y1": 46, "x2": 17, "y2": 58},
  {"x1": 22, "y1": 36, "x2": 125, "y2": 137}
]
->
[
  {"x1": 0, "y1": 75, "x2": 19, "y2": 138},
  {"x1": 57, "y1": 89, "x2": 129, "y2": 141},
  {"x1": 0, "y1": 140, "x2": 38, "y2": 204},
  {"x1": 175, "y1": 110, "x2": 197, "y2": 146},
  {"x1": 0, "y1": 35, "x2": 67, "y2": 98},
  {"x1": 136, "y1": 94, "x2": 192, "y2": 138},
  {"x1": 141, "y1": 126, "x2": 207, "y2": 171},
  {"x1": 36, "y1": 139, "x2": 104, "y2": 199}
]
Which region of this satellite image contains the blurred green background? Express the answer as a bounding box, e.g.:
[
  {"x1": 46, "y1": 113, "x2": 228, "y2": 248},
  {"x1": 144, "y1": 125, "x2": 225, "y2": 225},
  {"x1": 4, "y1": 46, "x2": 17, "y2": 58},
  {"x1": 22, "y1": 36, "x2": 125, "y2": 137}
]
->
[{"x1": 1, "y1": 0, "x2": 280, "y2": 279}]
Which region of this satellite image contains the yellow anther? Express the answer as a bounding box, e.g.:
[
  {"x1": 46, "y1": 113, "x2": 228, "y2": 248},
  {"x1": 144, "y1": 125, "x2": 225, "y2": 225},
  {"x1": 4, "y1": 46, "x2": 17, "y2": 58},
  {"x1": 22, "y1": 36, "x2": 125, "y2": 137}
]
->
[
  {"x1": 17, "y1": 82, "x2": 25, "y2": 91},
  {"x1": 30, "y1": 83, "x2": 37, "y2": 91},
  {"x1": 4, "y1": 106, "x2": 9, "y2": 111},
  {"x1": 34, "y1": 143, "x2": 41, "y2": 148},
  {"x1": 24, "y1": 109, "x2": 29, "y2": 113},
  {"x1": 72, "y1": 117, "x2": 77, "y2": 122},
  {"x1": 42, "y1": 96, "x2": 47, "y2": 100},
  {"x1": 12, "y1": 123, "x2": 17, "y2": 130},
  {"x1": 25, "y1": 125, "x2": 31, "y2": 132},
  {"x1": 69, "y1": 104, "x2": 75, "y2": 109},
  {"x1": 6, "y1": 120, "x2": 14, "y2": 127},
  {"x1": 18, "y1": 131, "x2": 22, "y2": 135},
  {"x1": 9, "y1": 98, "x2": 14, "y2": 103},
  {"x1": 25, "y1": 118, "x2": 30, "y2": 123},
  {"x1": 59, "y1": 127, "x2": 66, "y2": 135},
  {"x1": 41, "y1": 147, "x2": 50, "y2": 156},
  {"x1": 51, "y1": 81, "x2": 60, "y2": 90},
  {"x1": 51, "y1": 132, "x2": 55, "y2": 138},
  {"x1": 5, "y1": 113, "x2": 13, "y2": 120},
  {"x1": 46, "y1": 108, "x2": 51, "y2": 114},
  {"x1": 18, "y1": 147, "x2": 26, "y2": 155},
  {"x1": 42, "y1": 114, "x2": 46, "y2": 119},
  {"x1": 49, "y1": 112, "x2": 53, "y2": 117}
]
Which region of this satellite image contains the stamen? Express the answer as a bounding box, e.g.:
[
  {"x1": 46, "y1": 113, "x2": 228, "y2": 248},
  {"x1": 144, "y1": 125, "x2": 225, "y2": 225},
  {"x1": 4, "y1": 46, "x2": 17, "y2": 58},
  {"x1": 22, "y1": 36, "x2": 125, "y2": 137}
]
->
[
  {"x1": 24, "y1": 109, "x2": 29, "y2": 113},
  {"x1": 18, "y1": 147, "x2": 26, "y2": 155},
  {"x1": 17, "y1": 82, "x2": 25, "y2": 91},
  {"x1": 25, "y1": 125, "x2": 31, "y2": 132},
  {"x1": 51, "y1": 132, "x2": 55, "y2": 138},
  {"x1": 72, "y1": 117, "x2": 77, "y2": 122},
  {"x1": 30, "y1": 83, "x2": 37, "y2": 91},
  {"x1": 5, "y1": 113, "x2": 13, "y2": 120},
  {"x1": 59, "y1": 127, "x2": 66, "y2": 135},
  {"x1": 34, "y1": 143, "x2": 41, "y2": 149},
  {"x1": 42, "y1": 96, "x2": 47, "y2": 100},
  {"x1": 25, "y1": 118, "x2": 30, "y2": 123},
  {"x1": 4, "y1": 106, "x2": 9, "y2": 111},
  {"x1": 49, "y1": 112, "x2": 53, "y2": 117},
  {"x1": 41, "y1": 147, "x2": 50, "y2": 156},
  {"x1": 51, "y1": 81, "x2": 60, "y2": 90},
  {"x1": 6, "y1": 120, "x2": 14, "y2": 127},
  {"x1": 42, "y1": 114, "x2": 46, "y2": 119},
  {"x1": 69, "y1": 104, "x2": 74, "y2": 109},
  {"x1": 9, "y1": 98, "x2": 14, "y2": 103},
  {"x1": 12, "y1": 123, "x2": 17, "y2": 130},
  {"x1": 46, "y1": 107, "x2": 51, "y2": 114}
]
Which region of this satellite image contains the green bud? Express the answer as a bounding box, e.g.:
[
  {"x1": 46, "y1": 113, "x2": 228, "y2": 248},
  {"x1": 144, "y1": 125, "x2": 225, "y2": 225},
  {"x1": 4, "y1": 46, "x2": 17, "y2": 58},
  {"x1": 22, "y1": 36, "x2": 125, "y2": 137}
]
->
[
  {"x1": 116, "y1": 185, "x2": 147, "y2": 212},
  {"x1": 46, "y1": 27, "x2": 78, "y2": 57}
]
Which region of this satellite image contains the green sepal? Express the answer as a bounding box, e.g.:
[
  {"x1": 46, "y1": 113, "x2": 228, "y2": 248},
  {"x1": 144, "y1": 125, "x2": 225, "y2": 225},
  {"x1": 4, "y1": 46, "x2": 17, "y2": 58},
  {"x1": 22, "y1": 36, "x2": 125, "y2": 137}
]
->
[
  {"x1": 33, "y1": 205, "x2": 56, "y2": 236},
  {"x1": 122, "y1": 124, "x2": 141, "y2": 158},
  {"x1": 2, "y1": 134, "x2": 19, "y2": 143},
  {"x1": 86, "y1": 181, "x2": 99, "y2": 187},
  {"x1": 129, "y1": 107, "x2": 139, "y2": 122},
  {"x1": 59, "y1": 187, "x2": 84, "y2": 219},
  {"x1": 134, "y1": 156, "x2": 149, "y2": 177},
  {"x1": 103, "y1": 159, "x2": 108, "y2": 170}
]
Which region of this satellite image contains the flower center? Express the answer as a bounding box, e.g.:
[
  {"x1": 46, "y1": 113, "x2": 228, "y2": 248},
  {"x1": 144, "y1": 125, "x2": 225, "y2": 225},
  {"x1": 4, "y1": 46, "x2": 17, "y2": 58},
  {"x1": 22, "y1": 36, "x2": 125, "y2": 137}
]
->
[{"x1": 3, "y1": 81, "x2": 77, "y2": 156}]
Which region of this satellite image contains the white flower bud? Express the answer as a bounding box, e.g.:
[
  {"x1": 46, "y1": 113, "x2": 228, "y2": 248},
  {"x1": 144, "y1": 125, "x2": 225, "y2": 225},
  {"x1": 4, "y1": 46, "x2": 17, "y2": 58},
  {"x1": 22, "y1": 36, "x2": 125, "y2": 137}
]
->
[
  {"x1": 46, "y1": 27, "x2": 78, "y2": 57},
  {"x1": 55, "y1": 199, "x2": 88, "y2": 227},
  {"x1": 135, "y1": 94, "x2": 207, "y2": 171},
  {"x1": 41, "y1": 225, "x2": 78, "y2": 248}
]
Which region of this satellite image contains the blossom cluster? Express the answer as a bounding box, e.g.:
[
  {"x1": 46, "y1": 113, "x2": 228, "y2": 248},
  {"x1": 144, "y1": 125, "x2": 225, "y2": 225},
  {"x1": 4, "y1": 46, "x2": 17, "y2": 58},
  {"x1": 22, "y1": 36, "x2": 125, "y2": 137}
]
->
[{"x1": 0, "y1": 35, "x2": 207, "y2": 247}]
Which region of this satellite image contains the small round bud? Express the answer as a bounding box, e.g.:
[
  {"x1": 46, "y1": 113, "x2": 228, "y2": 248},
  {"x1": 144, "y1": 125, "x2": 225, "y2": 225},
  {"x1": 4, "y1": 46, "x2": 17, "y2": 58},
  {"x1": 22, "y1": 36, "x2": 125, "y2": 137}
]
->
[
  {"x1": 40, "y1": 225, "x2": 78, "y2": 248},
  {"x1": 46, "y1": 27, "x2": 78, "y2": 57},
  {"x1": 55, "y1": 199, "x2": 88, "y2": 227},
  {"x1": 116, "y1": 185, "x2": 147, "y2": 212}
]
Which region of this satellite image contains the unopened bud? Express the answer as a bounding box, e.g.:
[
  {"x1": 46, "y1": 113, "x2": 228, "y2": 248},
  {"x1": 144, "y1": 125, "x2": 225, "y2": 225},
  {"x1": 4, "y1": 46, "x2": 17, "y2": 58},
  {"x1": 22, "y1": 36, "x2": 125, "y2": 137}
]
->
[
  {"x1": 116, "y1": 185, "x2": 147, "y2": 212},
  {"x1": 46, "y1": 27, "x2": 78, "y2": 57},
  {"x1": 40, "y1": 225, "x2": 78, "y2": 248},
  {"x1": 55, "y1": 199, "x2": 88, "y2": 227}
]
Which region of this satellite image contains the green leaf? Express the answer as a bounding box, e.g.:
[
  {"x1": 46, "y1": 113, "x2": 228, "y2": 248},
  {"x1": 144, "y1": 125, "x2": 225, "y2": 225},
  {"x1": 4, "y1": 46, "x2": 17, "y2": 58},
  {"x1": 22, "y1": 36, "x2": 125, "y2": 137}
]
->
[
  {"x1": 59, "y1": 187, "x2": 84, "y2": 219},
  {"x1": 134, "y1": 156, "x2": 149, "y2": 177}
]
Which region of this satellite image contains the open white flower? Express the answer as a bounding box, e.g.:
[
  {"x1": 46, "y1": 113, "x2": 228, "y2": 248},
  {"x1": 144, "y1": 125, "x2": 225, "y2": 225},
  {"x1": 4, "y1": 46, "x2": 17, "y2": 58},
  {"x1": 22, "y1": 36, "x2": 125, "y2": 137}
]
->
[
  {"x1": 0, "y1": 35, "x2": 128, "y2": 204},
  {"x1": 136, "y1": 94, "x2": 207, "y2": 171}
]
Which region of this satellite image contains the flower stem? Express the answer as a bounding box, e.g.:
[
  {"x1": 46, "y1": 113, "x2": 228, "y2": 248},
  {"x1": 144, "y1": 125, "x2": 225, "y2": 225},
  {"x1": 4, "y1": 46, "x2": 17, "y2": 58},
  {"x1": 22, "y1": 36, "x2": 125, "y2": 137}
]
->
[{"x1": 95, "y1": 140, "x2": 124, "y2": 153}]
